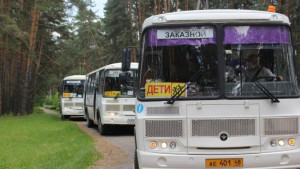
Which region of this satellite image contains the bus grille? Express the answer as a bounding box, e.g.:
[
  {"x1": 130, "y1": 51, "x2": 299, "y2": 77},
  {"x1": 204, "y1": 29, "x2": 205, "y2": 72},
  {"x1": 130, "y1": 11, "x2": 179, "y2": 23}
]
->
[
  {"x1": 64, "y1": 103, "x2": 73, "y2": 107},
  {"x1": 75, "y1": 102, "x2": 83, "y2": 107},
  {"x1": 147, "y1": 107, "x2": 179, "y2": 115},
  {"x1": 123, "y1": 105, "x2": 135, "y2": 111},
  {"x1": 192, "y1": 119, "x2": 256, "y2": 136},
  {"x1": 264, "y1": 117, "x2": 299, "y2": 135},
  {"x1": 145, "y1": 120, "x2": 182, "y2": 137},
  {"x1": 106, "y1": 105, "x2": 120, "y2": 111}
]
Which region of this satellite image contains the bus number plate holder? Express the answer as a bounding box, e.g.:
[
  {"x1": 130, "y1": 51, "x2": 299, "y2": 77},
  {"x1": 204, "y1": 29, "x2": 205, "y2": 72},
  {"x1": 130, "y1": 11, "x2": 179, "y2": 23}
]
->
[{"x1": 205, "y1": 158, "x2": 243, "y2": 168}]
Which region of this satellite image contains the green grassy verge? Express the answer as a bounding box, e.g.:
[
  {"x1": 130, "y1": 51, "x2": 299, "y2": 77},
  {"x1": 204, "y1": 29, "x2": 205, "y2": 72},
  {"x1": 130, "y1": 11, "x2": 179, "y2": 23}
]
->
[{"x1": 0, "y1": 108, "x2": 101, "y2": 169}]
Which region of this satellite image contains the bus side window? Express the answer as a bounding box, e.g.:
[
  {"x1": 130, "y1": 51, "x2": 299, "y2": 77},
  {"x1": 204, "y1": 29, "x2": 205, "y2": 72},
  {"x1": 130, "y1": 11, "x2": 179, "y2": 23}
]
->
[{"x1": 100, "y1": 70, "x2": 105, "y2": 94}]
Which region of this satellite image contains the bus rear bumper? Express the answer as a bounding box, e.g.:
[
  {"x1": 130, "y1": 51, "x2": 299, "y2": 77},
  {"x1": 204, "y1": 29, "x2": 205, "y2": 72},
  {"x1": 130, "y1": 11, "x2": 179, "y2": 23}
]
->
[{"x1": 138, "y1": 149, "x2": 300, "y2": 169}]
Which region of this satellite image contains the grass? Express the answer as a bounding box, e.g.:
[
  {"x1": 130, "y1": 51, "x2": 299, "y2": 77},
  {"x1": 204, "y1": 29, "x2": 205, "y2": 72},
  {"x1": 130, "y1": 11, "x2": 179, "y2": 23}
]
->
[{"x1": 0, "y1": 108, "x2": 101, "y2": 169}]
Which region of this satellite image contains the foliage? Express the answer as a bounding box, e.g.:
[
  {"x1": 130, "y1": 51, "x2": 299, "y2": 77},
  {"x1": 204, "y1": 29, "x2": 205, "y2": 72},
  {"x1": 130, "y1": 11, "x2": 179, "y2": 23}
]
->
[
  {"x1": 0, "y1": 108, "x2": 101, "y2": 169},
  {"x1": 43, "y1": 92, "x2": 60, "y2": 111},
  {"x1": 1, "y1": 0, "x2": 300, "y2": 115},
  {"x1": 102, "y1": 0, "x2": 137, "y2": 64},
  {"x1": 0, "y1": 14, "x2": 27, "y2": 52}
]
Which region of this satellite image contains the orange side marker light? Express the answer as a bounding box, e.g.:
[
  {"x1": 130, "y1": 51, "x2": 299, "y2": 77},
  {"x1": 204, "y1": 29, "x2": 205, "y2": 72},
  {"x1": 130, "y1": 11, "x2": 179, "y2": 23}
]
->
[{"x1": 268, "y1": 5, "x2": 276, "y2": 12}]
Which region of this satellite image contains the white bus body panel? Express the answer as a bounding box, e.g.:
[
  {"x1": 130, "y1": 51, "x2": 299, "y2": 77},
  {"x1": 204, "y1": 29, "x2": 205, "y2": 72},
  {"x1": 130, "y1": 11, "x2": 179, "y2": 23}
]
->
[
  {"x1": 61, "y1": 97, "x2": 84, "y2": 116},
  {"x1": 143, "y1": 10, "x2": 290, "y2": 29},
  {"x1": 60, "y1": 75, "x2": 86, "y2": 117},
  {"x1": 98, "y1": 97, "x2": 135, "y2": 125},
  {"x1": 85, "y1": 63, "x2": 138, "y2": 125},
  {"x1": 135, "y1": 99, "x2": 300, "y2": 169}
]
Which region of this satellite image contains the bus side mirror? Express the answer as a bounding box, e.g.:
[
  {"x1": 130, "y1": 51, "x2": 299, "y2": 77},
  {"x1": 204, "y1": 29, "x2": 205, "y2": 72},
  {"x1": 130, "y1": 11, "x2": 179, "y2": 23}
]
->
[
  {"x1": 119, "y1": 72, "x2": 132, "y2": 85},
  {"x1": 295, "y1": 43, "x2": 300, "y2": 56},
  {"x1": 57, "y1": 85, "x2": 62, "y2": 93},
  {"x1": 122, "y1": 46, "x2": 139, "y2": 71},
  {"x1": 122, "y1": 48, "x2": 131, "y2": 71}
]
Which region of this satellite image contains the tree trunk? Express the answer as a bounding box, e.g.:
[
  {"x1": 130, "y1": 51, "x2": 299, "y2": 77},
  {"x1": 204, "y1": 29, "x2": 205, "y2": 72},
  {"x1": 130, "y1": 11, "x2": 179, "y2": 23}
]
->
[
  {"x1": 9, "y1": 48, "x2": 17, "y2": 114},
  {"x1": 87, "y1": 20, "x2": 103, "y2": 65},
  {"x1": 158, "y1": 0, "x2": 161, "y2": 14},
  {"x1": 35, "y1": 40, "x2": 43, "y2": 77},
  {"x1": 278, "y1": 0, "x2": 282, "y2": 9},
  {"x1": 29, "y1": 5, "x2": 40, "y2": 52},
  {"x1": 154, "y1": 0, "x2": 157, "y2": 14},
  {"x1": 20, "y1": 0, "x2": 24, "y2": 11},
  {"x1": 137, "y1": 1, "x2": 143, "y2": 39},
  {"x1": 285, "y1": 0, "x2": 291, "y2": 17},
  {"x1": 175, "y1": 0, "x2": 178, "y2": 11},
  {"x1": 163, "y1": 0, "x2": 167, "y2": 13},
  {"x1": 128, "y1": 0, "x2": 133, "y2": 26},
  {"x1": 21, "y1": 0, "x2": 40, "y2": 115},
  {"x1": 1, "y1": 0, "x2": 5, "y2": 13},
  {"x1": 184, "y1": 0, "x2": 188, "y2": 10},
  {"x1": 0, "y1": 45, "x2": 2, "y2": 115},
  {"x1": 2, "y1": 50, "x2": 10, "y2": 115}
]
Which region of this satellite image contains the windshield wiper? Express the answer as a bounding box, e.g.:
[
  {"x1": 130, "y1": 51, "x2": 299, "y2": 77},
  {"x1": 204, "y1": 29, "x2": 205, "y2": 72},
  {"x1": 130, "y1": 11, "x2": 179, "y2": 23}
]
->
[
  {"x1": 166, "y1": 68, "x2": 204, "y2": 104},
  {"x1": 239, "y1": 67, "x2": 280, "y2": 103}
]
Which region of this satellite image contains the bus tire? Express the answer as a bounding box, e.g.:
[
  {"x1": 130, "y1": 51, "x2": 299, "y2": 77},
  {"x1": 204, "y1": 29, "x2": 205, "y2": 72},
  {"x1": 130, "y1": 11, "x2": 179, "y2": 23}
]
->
[
  {"x1": 86, "y1": 112, "x2": 94, "y2": 128},
  {"x1": 134, "y1": 149, "x2": 139, "y2": 169},
  {"x1": 97, "y1": 117, "x2": 107, "y2": 135},
  {"x1": 61, "y1": 115, "x2": 68, "y2": 120}
]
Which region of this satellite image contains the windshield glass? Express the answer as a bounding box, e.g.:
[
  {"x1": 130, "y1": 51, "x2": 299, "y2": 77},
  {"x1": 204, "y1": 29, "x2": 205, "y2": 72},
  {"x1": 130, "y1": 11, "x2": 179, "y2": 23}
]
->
[
  {"x1": 104, "y1": 69, "x2": 137, "y2": 97},
  {"x1": 139, "y1": 26, "x2": 219, "y2": 99},
  {"x1": 224, "y1": 26, "x2": 299, "y2": 97},
  {"x1": 63, "y1": 80, "x2": 84, "y2": 98}
]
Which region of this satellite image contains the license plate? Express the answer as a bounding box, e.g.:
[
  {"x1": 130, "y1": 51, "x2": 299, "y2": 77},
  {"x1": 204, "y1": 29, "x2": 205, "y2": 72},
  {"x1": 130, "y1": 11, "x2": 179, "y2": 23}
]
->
[
  {"x1": 205, "y1": 158, "x2": 243, "y2": 168},
  {"x1": 127, "y1": 119, "x2": 135, "y2": 124}
]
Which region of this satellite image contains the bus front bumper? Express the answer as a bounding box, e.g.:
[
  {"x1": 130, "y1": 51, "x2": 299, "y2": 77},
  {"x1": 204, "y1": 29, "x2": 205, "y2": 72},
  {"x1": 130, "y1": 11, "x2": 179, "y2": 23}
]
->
[
  {"x1": 62, "y1": 108, "x2": 84, "y2": 116},
  {"x1": 102, "y1": 116, "x2": 135, "y2": 125},
  {"x1": 138, "y1": 150, "x2": 300, "y2": 169}
]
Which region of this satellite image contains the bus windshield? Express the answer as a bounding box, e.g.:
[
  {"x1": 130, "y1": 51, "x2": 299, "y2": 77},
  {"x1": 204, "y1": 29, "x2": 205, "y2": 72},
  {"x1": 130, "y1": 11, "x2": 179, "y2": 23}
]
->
[
  {"x1": 104, "y1": 69, "x2": 137, "y2": 97},
  {"x1": 224, "y1": 25, "x2": 298, "y2": 98},
  {"x1": 139, "y1": 25, "x2": 299, "y2": 99},
  {"x1": 63, "y1": 80, "x2": 84, "y2": 98}
]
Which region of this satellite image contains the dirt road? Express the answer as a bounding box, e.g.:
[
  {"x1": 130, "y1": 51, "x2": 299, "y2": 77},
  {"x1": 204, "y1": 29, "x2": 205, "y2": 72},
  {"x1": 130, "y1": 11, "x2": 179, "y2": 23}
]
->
[{"x1": 42, "y1": 108, "x2": 135, "y2": 169}]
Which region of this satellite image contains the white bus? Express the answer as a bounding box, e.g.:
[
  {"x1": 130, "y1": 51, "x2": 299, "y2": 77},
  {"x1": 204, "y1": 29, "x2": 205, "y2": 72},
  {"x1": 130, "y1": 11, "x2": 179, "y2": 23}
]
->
[
  {"x1": 59, "y1": 75, "x2": 86, "y2": 120},
  {"x1": 84, "y1": 62, "x2": 138, "y2": 135},
  {"x1": 121, "y1": 10, "x2": 300, "y2": 169}
]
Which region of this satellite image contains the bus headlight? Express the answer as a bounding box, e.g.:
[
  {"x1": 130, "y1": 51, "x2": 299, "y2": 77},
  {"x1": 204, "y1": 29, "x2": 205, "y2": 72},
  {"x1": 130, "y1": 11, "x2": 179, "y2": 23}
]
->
[
  {"x1": 278, "y1": 139, "x2": 285, "y2": 146},
  {"x1": 106, "y1": 112, "x2": 117, "y2": 116},
  {"x1": 161, "y1": 142, "x2": 168, "y2": 149}
]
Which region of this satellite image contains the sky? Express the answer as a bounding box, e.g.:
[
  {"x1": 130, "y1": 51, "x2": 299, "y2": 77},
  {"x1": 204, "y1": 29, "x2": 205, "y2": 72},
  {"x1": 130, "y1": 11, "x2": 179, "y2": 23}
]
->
[{"x1": 91, "y1": 0, "x2": 108, "y2": 18}]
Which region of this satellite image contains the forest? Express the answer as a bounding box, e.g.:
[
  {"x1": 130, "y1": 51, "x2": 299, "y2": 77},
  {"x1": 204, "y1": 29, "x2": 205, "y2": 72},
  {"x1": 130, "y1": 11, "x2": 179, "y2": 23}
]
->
[{"x1": 0, "y1": 0, "x2": 300, "y2": 115}]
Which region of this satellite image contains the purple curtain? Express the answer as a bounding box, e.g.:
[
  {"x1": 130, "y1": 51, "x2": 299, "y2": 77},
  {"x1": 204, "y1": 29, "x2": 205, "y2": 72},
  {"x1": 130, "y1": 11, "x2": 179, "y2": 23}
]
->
[
  {"x1": 224, "y1": 26, "x2": 291, "y2": 44},
  {"x1": 145, "y1": 26, "x2": 291, "y2": 47}
]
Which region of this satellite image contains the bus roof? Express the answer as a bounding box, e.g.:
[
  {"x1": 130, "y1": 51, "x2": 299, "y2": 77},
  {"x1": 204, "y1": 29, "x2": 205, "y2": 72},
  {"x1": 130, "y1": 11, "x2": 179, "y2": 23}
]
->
[
  {"x1": 86, "y1": 62, "x2": 139, "y2": 76},
  {"x1": 143, "y1": 9, "x2": 290, "y2": 29},
  {"x1": 63, "y1": 75, "x2": 86, "y2": 81}
]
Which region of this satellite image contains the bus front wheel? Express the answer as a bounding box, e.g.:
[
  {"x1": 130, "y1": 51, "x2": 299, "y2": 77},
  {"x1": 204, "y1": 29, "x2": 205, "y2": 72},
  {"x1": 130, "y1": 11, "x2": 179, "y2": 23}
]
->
[
  {"x1": 134, "y1": 149, "x2": 139, "y2": 169},
  {"x1": 61, "y1": 115, "x2": 69, "y2": 120},
  {"x1": 86, "y1": 112, "x2": 94, "y2": 128},
  {"x1": 97, "y1": 117, "x2": 107, "y2": 135}
]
